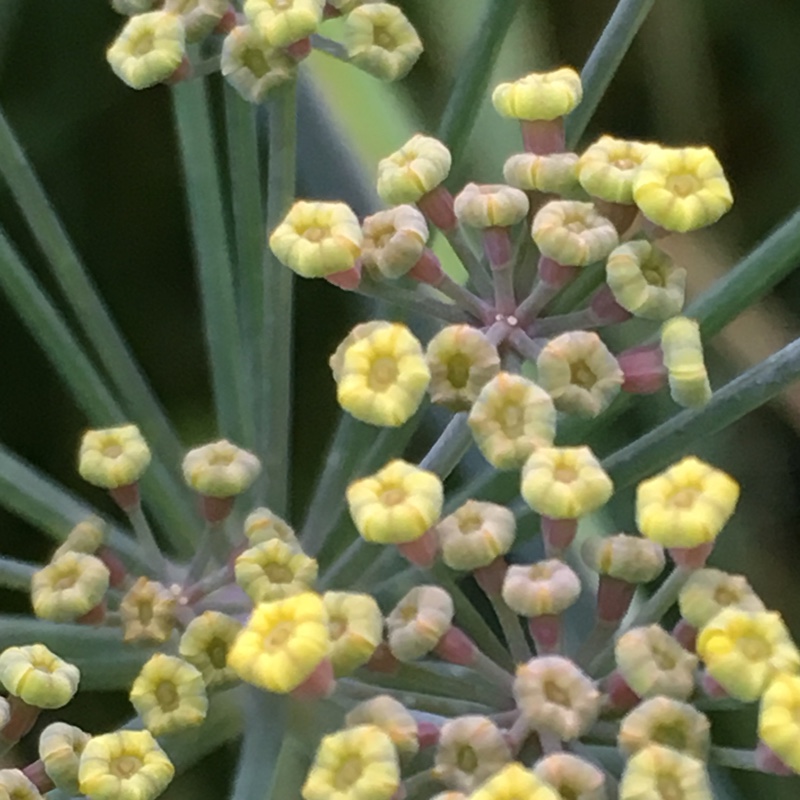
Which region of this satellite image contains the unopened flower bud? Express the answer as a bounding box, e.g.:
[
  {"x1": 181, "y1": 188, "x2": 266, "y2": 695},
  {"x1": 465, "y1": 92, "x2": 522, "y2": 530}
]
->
[
  {"x1": 502, "y1": 560, "x2": 580, "y2": 617},
  {"x1": 0, "y1": 644, "x2": 80, "y2": 709},
  {"x1": 361, "y1": 205, "x2": 429, "y2": 278},
  {"x1": 492, "y1": 68, "x2": 582, "y2": 122},
  {"x1": 39, "y1": 722, "x2": 91, "y2": 795},
  {"x1": 31, "y1": 552, "x2": 109, "y2": 622},
  {"x1": 164, "y1": 0, "x2": 228, "y2": 42},
  {"x1": 244, "y1": 506, "x2": 299, "y2": 548},
  {"x1": 179, "y1": 610, "x2": 242, "y2": 686},
  {"x1": 53, "y1": 517, "x2": 107, "y2": 560},
  {"x1": 503, "y1": 152, "x2": 580, "y2": 195},
  {"x1": 386, "y1": 585, "x2": 453, "y2": 661},
  {"x1": 578, "y1": 136, "x2": 656, "y2": 204},
  {"x1": 660, "y1": 317, "x2": 711, "y2": 407},
  {"x1": 454, "y1": 183, "x2": 529, "y2": 229},
  {"x1": 324, "y1": 591, "x2": 383, "y2": 676},
  {"x1": 235, "y1": 539, "x2": 318, "y2": 603},
  {"x1": 182, "y1": 439, "x2": 261, "y2": 497},
  {"x1": 78, "y1": 425, "x2": 151, "y2": 490},
  {"x1": 119, "y1": 577, "x2": 177, "y2": 644},
  {"x1": 0, "y1": 770, "x2": 42, "y2": 800},
  {"x1": 377, "y1": 134, "x2": 452, "y2": 206},
  {"x1": 583, "y1": 534, "x2": 666, "y2": 584},
  {"x1": 470, "y1": 762, "x2": 559, "y2": 800},
  {"x1": 618, "y1": 697, "x2": 710, "y2": 759},
  {"x1": 435, "y1": 500, "x2": 515, "y2": 572},
  {"x1": 244, "y1": 0, "x2": 324, "y2": 48},
  {"x1": 759, "y1": 673, "x2": 800, "y2": 773},
  {"x1": 533, "y1": 753, "x2": 607, "y2": 800},
  {"x1": 345, "y1": 695, "x2": 418, "y2": 757},
  {"x1": 678, "y1": 568, "x2": 765, "y2": 629},
  {"x1": 619, "y1": 745, "x2": 712, "y2": 800},
  {"x1": 531, "y1": 201, "x2": 618, "y2": 267}
]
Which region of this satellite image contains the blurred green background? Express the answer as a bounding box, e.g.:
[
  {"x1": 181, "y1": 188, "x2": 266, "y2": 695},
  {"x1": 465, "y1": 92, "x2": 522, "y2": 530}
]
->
[{"x1": 2, "y1": 0, "x2": 800, "y2": 796}]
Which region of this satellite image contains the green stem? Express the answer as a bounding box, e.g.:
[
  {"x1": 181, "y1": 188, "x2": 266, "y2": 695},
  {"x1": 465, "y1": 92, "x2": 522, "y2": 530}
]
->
[
  {"x1": 709, "y1": 747, "x2": 760, "y2": 771},
  {"x1": 487, "y1": 593, "x2": 532, "y2": 665},
  {"x1": 419, "y1": 414, "x2": 473, "y2": 476},
  {"x1": 0, "y1": 557, "x2": 35, "y2": 591},
  {"x1": 309, "y1": 34, "x2": 350, "y2": 62},
  {"x1": 357, "y1": 276, "x2": 468, "y2": 323},
  {"x1": 444, "y1": 227, "x2": 493, "y2": 296},
  {"x1": 126, "y1": 506, "x2": 170, "y2": 581}
]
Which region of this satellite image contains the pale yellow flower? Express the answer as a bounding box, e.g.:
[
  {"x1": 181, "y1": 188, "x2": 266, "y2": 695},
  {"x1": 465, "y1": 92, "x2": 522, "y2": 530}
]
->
[
  {"x1": 244, "y1": 506, "x2": 299, "y2": 548},
  {"x1": 376, "y1": 134, "x2": 452, "y2": 206},
  {"x1": 78, "y1": 425, "x2": 151, "y2": 489},
  {"x1": 454, "y1": 183, "x2": 529, "y2": 229},
  {"x1": 361, "y1": 205, "x2": 429, "y2": 279},
  {"x1": 39, "y1": 722, "x2": 92, "y2": 795},
  {"x1": 619, "y1": 745, "x2": 712, "y2": 800},
  {"x1": 0, "y1": 644, "x2": 80, "y2": 709},
  {"x1": 502, "y1": 559, "x2": 581, "y2": 617},
  {"x1": 119, "y1": 577, "x2": 177, "y2": 644},
  {"x1": 31, "y1": 552, "x2": 109, "y2": 622},
  {"x1": 235, "y1": 539, "x2": 318, "y2": 603},
  {"x1": 53, "y1": 516, "x2": 107, "y2": 560},
  {"x1": 534, "y1": 753, "x2": 607, "y2": 800},
  {"x1": 182, "y1": 439, "x2": 261, "y2": 497},
  {"x1": 492, "y1": 68, "x2": 582, "y2": 121},
  {"x1": 471, "y1": 762, "x2": 560, "y2": 800},
  {"x1": 244, "y1": 0, "x2": 324, "y2": 48},
  {"x1": 618, "y1": 697, "x2": 711, "y2": 760},
  {"x1": 178, "y1": 610, "x2": 242, "y2": 686},
  {"x1": 324, "y1": 591, "x2": 383, "y2": 676},
  {"x1": 531, "y1": 200, "x2": 619, "y2": 267},
  {"x1": 0, "y1": 770, "x2": 42, "y2": 800},
  {"x1": 164, "y1": 0, "x2": 228, "y2": 42},
  {"x1": 435, "y1": 500, "x2": 516, "y2": 572},
  {"x1": 503, "y1": 152, "x2": 580, "y2": 195},
  {"x1": 386, "y1": 585, "x2": 453, "y2": 661},
  {"x1": 660, "y1": 317, "x2": 711, "y2": 408},
  {"x1": 581, "y1": 534, "x2": 666, "y2": 584},
  {"x1": 345, "y1": 695, "x2": 418, "y2": 757},
  {"x1": 578, "y1": 136, "x2": 657, "y2": 204},
  {"x1": 759, "y1": 672, "x2": 800, "y2": 773},
  {"x1": 678, "y1": 568, "x2": 765, "y2": 629}
]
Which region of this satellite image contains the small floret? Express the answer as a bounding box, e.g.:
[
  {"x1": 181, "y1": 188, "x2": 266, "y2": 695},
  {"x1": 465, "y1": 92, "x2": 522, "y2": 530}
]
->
[
  {"x1": 386, "y1": 585, "x2": 453, "y2": 661},
  {"x1": 0, "y1": 644, "x2": 80, "y2": 709},
  {"x1": 376, "y1": 134, "x2": 452, "y2": 206},
  {"x1": 182, "y1": 439, "x2": 261, "y2": 497},
  {"x1": 78, "y1": 425, "x2": 151, "y2": 489},
  {"x1": 244, "y1": 0, "x2": 324, "y2": 48},
  {"x1": 492, "y1": 68, "x2": 582, "y2": 121},
  {"x1": 532, "y1": 200, "x2": 618, "y2": 267}
]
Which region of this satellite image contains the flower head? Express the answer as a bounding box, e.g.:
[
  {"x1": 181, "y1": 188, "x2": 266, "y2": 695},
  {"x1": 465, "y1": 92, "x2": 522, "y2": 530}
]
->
[
  {"x1": 269, "y1": 200, "x2": 363, "y2": 278},
  {"x1": 178, "y1": 610, "x2": 242, "y2": 686},
  {"x1": 759, "y1": 672, "x2": 800, "y2": 773},
  {"x1": 619, "y1": 745, "x2": 712, "y2": 800},
  {"x1": 39, "y1": 723, "x2": 92, "y2": 794},
  {"x1": 182, "y1": 439, "x2": 261, "y2": 497},
  {"x1": 532, "y1": 201, "x2": 619, "y2": 267},
  {"x1": 376, "y1": 134, "x2": 452, "y2": 206},
  {"x1": 471, "y1": 762, "x2": 560, "y2": 800},
  {"x1": 347, "y1": 459, "x2": 443, "y2": 544},
  {"x1": 324, "y1": 591, "x2": 383, "y2": 676},
  {"x1": 0, "y1": 644, "x2": 80, "y2": 709},
  {"x1": 502, "y1": 559, "x2": 581, "y2": 617},
  {"x1": 636, "y1": 456, "x2": 740, "y2": 548},
  {"x1": 435, "y1": 500, "x2": 516, "y2": 572},
  {"x1": 696, "y1": 608, "x2": 800, "y2": 701},
  {"x1": 0, "y1": 770, "x2": 42, "y2": 800},
  {"x1": 660, "y1": 317, "x2": 711, "y2": 408},
  {"x1": 361, "y1": 205, "x2": 429, "y2": 279},
  {"x1": 106, "y1": 12, "x2": 186, "y2": 90},
  {"x1": 533, "y1": 753, "x2": 607, "y2": 800},
  {"x1": 345, "y1": 695, "x2": 418, "y2": 757},
  {"x1": 453, "y1": 183, "x2": 529, "y2": 229},
  {"x1": 618, "y1": 697, "x2": 711, "y2": 759},
  {"x1": 227, "y1": 593, "x2": 331, "y2": 693},
  {"x1": 344, "y1": 4, "x2": 423, "y2": 82},
  {"x1": 386, "y1": 585, "x2": 453, "y2": 661},
  {"x1": 578, "y1": 136, "x2": 656, "y2": 204},
  {"x1": 503, "y1": 152, "x2": 580, "y2": 195},
  {"x1": 78, "y1": 730, "x2": 174, "y2": 800},
  {"x1": 244, "y1": 0, "x2": 324, "y2": 48},
  {"x1": 678, "y1": 568, "x2": 765, "y2": 629},
  {"x1": 492, "y1": 68, "x2": 582, "y2": 121},
  {"x1": 53, "y1": 516, "x2": 107, "y2": 560},
  {"x1": 521, "y1": 446, "x2": 613, "y2": 519},
  {"x1": 164, "y1": 0, "x2": 228, "y2": 42},
  {"x1": 235, "y1": 539, "x2": 318, "y2": 603},
  {"x1": 244, "y1": 506, "x2": 299, "y2": 548},
  {"x1": 632, "y1": 146, "x2": 733, "y2": 232},
  {"x1": 78, "y1": 425, "x2": 151, "y2": 489},
  {"x1": 582, "y1": 534, "x2": 666, "y2": 584},
  {"x1": 468, "y1": 373, "x2": 556, "y2": 470},
  {"x1": 31, "y1": 552, "x2": 109, "y2": 622},
  {"x1": 119, "y1": 577, "x2": 177, "y2": 644}
]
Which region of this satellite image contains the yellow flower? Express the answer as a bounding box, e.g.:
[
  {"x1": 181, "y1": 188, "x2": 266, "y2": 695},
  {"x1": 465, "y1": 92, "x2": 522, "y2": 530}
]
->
[
  {"x1": 533, "y1": 753, "x2": 606, "y2": 800},
  {"x1": 660, "y1": 317, "x2": 711, "y2": 408},
  {"x1": 435, "y1": 500, "x2": 516, "y2": 572},
  {"x1": 696, "y1": 608, "x2": 800, "y2": 702},
  {"x1": 324, "y1": 591, "x2": 383, "y2": 676},
  {"x1": 453, "y1": 183, "x2": 529, "y2": 229},
  {"x1": 615, "y1": 625, "x2": 697, "y2": 701},
  {"x1": 619, "y1": 745, "x2": 712, "y2": 800},
  {"x1": 678, "y1": 568, "x2": 765, "y2": 629},
  {"x1": 632, "y1": 146, "x2": 733, "y2": 232},
  {"x1": 502, "y1": 559, "x2": 581, "y2": 617},
  {"x1": 345, "y1": 695, "x2": 418, "y2": 757},
  {"x1": 618, "y1": 697, "x2": 711, "y2": 760},
  {"x1": 521, "y1": 446, "x2": 613, "y2": 519},
  {"x1": 329, "y1": 321, "x2": 392, "y2": 382},
  {"x1": 344, "y1": 4, "x2": 423, "y2": 82},
  {"x1": 78, "y1": 730, "x2": 174, "y2": 800},
  {"x1": 386, "y1": 585, "x2": 453, "y2": 661},
  {"x1": 235, "y1": 539, "x2": 318, "y2": 603},
  {"x1": 636, "y1": 456, "x2": 740, "y2": 548},
  {"x1": 334, "y1": 322, "x2": 430, "y2": 427},
  {"x1": 376, "y1": 134, "x2": 452, "y2": 206},
  {"x1": 0, "y1": 770, "x2": 42, "y2": 800},
  {"x1": 78, "y1": 425, "x2": 151, "y2": 489},
  {"x1": 227, "y1": 593, "x2": 331, "y2": 693},
  {"x1": 470, "y1": 762, "x2": 560, "y2": 800},
  {"x1": 31, "y1": 552, "x2": 109, "y2": 622},
  {"x1": 581, "y1": 533, "x2": 665, "y2": 584},
  {"x1": 39, "y1": 723, "x2": 92, "y2": 795},
  {"x1": 468, "y1": 373, "x2": 556, "y2": 470},
  {"x1": 269, "y1": 200, "x2": 363, "y2": 278},
  {"x1": 244, "y1": 0, "x2": 324, "y2": 48},
  {"x1": 129, "y1": 654, "x2": 208, "y2": 736},
  {"x1": 361, "y1": 205, "x2": 429, "y2": 279},
  {"x1": 426, "y1": 325, "x2": 501, "y2": 411},
  {"x1": 221, "y1": 25, "x2": 297, "y2": 104},
  {"x1": 179, "y1": 610, "x2": 242, "y2": 686},
  {"x1": 0, "y1": 644, "x2": 80, "y2": 709},
  {"x1": 531, "y1": 200, "x2": 619, "y2": 267},
  {"x1": 244, "y1": 506, "x2": 299, "y2": 548},
  {"x1": 503, "y1": 152, "x2": 580, "y2": 195},
  {"x1": 492, "y1": 68, "x2": 582, "y2": 121},
  {"x1": 182, "y1": 439, "x2": 261, "y2": 497},
  {"x1": 164, "y1": 0, "x2": 228, "y2": 42},
  {"x1": 302, "y1": 724, "x2": 400, "y2": 800},
  {"x1": 606, "y1": 241, "x2": 686, "y2": 320},
  {"x1": 759, "y1": 673, "x2": 800, "y2": 773},
  {"x1": 119, "y1": 577, "x2": 177, "y2": 644},
  {"x1": 577, "y1": 136, "x2": 656, "y2": 204},
  {"x1": 514, "y1": 656, "x2": 601, "y2": 740},
  {"x1": 346, "y1": 459, "x2": 443, "y2": 544},
  {"x1": 53, "y1": 516, "x2": 107, "y2": 560},
  {"x1": 536, "y1": 331, "x2": 623, "y2": 418},
  {"x1": 106, "y1": 12, "x2": 186, "y2": 90}
]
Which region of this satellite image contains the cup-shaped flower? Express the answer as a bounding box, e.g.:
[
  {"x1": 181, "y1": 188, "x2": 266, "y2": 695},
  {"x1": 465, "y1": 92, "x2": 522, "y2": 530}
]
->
[
  {"x1": 119, "y1": 577, "x2": 177, "y2": 643},
  {"x1": 522, "y1": 446, "x2": 613, "y2": 520},
  {"x1": 531, "y1": 201, "x2": 619, "y2": 267},
  {"x1": 471, "y1": 762, "x2": 559, "y2": 800},
  {"x1": 227, "y1": 593, "x2": 331, "y2": 693},
  {"x1": 129, "y1": 655, "x2": 207, "y2": 736},
  {"x1": 618, "y1": 697, "x2": 711, "y2": 760},
  {"x1": 106, "y1": 12, "x2": 186, "y2": 90},
  {"x1": 0, "y1": 770, "x2": 42, "y2": 800},
  {"x1": 270, "y1": 200, "x2": 362, "y2": 278},
  {"x1": 426, "y1": 325, "x2": 501, "y2": 411},
  {"x1": 606, "y1": 241, "x2": 686, "y2": 320},
  {"x1": 78, "y1": 730, "x2": 174, "y2": 800},
  {"x1": 434, "y1": 715, "x2": 512, "y2": 792},
  {"x1": 333, "y1": 322, "x2": 430, "y2": 427},
  {"x1": 346, "y1": 459, "x2": 443, "y2": 544},
  {"x1": 504, "y1": 152, "x2": 580, "y2": 195},
  {"x1": 454, "y1": 183, "x2": 529, "y2": 229},
  {"x1": 678, "y1": 568, "x2": 765, "y2": 629},
  {"x1": 244, "y1": 0, "x2": 324, "y2": 48},
  {"x1": 514, "y1": 656, "x2": 601, "y2": 740},
  {"x1": 324, "y1": 591, "x2": 383, "y2": 676},
  {"x1": 178, "y1": 610, "x2": 243, "y2": 686},
  {"x1": 619, "y1": 745, "x2": 712, "y2": 800},
  {"x1": 632, "y1": 146, "x2": 733, "y2": 233},
  {"x1": 582, "y1": 534, "x2": 666, "y2": 584},
  {"x1": 221, "y1": 25, "x2": 297, "y2": 104},
  {"x1": 468, "y1": 373, "x2": 556, "y2": 470},
  {"x1": 361, "y1": 205, "x2": 429, "y2": 278},
  {"x1": 533, "y1": 753, "x2": 607, "y2": 800},
  {"x1": 53, "y1": 516, "x2": 107, "y2": 560},
  {"x1": 759, "y1": 673, "x2": 800, "y2": 773},
  {"x1": 302, "y1": 724, "x2": 400, "y2": 800},
  {"x1": 492, "y1": 68, "x2": 582, "y2": 121},
  {"x1": 696, "y1": 608, "x2": 800, "y2": 702},
  {"x1": 537, "y1": 331, "x2": 623, "y2": 417},
  {"x1": 636, "y1": 456, "x2": 740, "y2": 548},
  {"x1": 376, "y1": 134, "x2": 452, "y2": 205},
  {"x1": 615, "y1": 626, "x2": 698, "y2": 701},
  {"x1": 345, "y1": 695, "x2": 418, "y2": 757},
  {"x1": 164, "y1": 0, "x2": 228, "y2": 42},
  {"x1": 435, "y1": 500, "x2": 516, "y2": 572},
  {"x1": 39, "y1": 722, "x2": 92, "y2": 794},
  {"x1": 502, "y1": 560, "x2": 581, "y2": 617},
  {"x1": 78, "y1": 425, "x2": 151, "y2": 490},
  {"x1": 32, "y1": 552, "x2": 109, "y2": 622},
  {"x1": 182, "y1": 439, "x2": 261, "y2": 497},
  {"x1": 386, "y1": 585, "x2": 453, "y2": 661},
  {"x1": 578, "y1": 136, "x2": 656, "y2": 204},
  {"x1": 235, "y1": 539, "x2": 318, "y2": 603},
  {"x1": 660, "y1": 317, "x2": 711, "y2": 408},
  {"x1": 344, "y1": 4, "x2": 423, "y2": 81},
  {"x1": 244, "y1": 506, "x2": 299, "y2": 548},
  {"x1": 0, "y1": 644, "x2": 80, "y2": 709}
]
